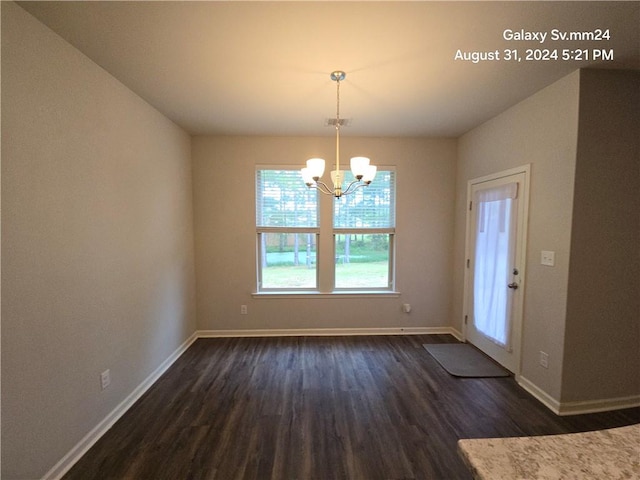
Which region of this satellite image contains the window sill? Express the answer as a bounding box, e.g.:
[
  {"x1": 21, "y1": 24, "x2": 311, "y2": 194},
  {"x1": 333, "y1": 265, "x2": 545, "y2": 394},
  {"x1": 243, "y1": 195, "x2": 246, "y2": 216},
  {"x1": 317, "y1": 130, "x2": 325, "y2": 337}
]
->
[{"x1": 252, "y1": 291, "x2": 401, "y2": 299}]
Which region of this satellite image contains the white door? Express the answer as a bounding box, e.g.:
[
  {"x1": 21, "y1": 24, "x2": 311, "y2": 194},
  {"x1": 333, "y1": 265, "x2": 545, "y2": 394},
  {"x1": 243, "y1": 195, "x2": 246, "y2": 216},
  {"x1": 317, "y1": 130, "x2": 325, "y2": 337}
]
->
[{"x1": 464, "y1": 167, "x2": 529, "y2": 374}]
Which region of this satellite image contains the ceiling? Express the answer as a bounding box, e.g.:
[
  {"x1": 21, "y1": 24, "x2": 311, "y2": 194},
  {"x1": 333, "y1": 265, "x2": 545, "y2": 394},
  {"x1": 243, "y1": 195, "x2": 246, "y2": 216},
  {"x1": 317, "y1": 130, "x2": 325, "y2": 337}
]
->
[{"x1": 17, "y1": 1, "x2": 640, "y2": 137}]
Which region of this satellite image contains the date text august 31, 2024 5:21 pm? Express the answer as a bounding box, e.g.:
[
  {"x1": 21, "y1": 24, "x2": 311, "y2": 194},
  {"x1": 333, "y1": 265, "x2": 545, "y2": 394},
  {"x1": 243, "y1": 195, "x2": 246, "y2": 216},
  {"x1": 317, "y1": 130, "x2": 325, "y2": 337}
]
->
[{"x1": 454, "y1": 28, "x2": 614, "y2": 64}]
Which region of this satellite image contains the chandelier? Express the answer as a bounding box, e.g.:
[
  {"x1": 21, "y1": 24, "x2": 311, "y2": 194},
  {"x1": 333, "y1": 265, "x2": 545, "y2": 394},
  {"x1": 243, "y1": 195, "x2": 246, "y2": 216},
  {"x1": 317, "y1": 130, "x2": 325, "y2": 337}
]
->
[{"x1": 301, "y1": 71, "x2": 377, "y2": 198}]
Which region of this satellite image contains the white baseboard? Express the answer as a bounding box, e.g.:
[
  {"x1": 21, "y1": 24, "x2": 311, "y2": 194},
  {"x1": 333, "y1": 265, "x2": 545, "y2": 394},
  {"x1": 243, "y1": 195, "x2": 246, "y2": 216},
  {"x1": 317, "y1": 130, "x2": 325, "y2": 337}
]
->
[
  {"x1": 556, "y1": 394, "x2": 640, "y2": 416},
  {"x1": 197, "y1": 326, "x2": 463, "y2": 340},
  {"x1": 518, "y1": 375, "x2": 640, "y2": 416},
  {"x1": 517, "y1": 375, "x2": 562, "y2": 414},
  {"x1": 42, "y1": 332, "x2": 199, "y2": 480}
]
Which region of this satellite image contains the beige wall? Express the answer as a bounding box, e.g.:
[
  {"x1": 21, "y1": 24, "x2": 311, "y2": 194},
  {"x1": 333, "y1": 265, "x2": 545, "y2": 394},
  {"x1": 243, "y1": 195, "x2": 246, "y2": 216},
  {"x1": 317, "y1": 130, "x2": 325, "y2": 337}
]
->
[
  {"x1": 562, "y1": 70, "x2": 640, "y2": 403},
  {"x1": 192, "y1": 136, "x2": 457, "y2": 331},
  {"x1": 455, "y1": 72, "x2": 581, "y2": 401},
  {"x1": 1, "y1": 3, "x2": 196, "y2": 478},
  {"x1": 455, "y1": 69, "x2": 640, "y2": 408}
]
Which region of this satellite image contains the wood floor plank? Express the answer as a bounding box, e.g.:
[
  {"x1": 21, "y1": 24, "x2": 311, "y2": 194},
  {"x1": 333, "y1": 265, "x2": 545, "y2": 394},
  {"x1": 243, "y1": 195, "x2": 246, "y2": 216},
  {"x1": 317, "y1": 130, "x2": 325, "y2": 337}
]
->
[{"x1": 63, "y1": 335, "x2": 640, "y2": 479}]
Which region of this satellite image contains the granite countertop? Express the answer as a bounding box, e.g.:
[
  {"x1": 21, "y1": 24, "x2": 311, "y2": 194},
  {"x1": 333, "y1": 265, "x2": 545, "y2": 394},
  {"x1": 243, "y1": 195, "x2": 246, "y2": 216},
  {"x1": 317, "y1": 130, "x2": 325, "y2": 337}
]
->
[{"x1": 458, "y1": 424, "x2": 640, "y2": 480}]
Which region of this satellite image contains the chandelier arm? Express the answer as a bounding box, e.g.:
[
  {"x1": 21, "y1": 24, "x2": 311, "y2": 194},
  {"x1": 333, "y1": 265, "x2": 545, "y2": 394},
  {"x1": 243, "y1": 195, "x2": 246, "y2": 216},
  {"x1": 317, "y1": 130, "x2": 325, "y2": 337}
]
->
[
  {"x1": 312, "y1": 180, "x2": 335, "y2": 196},
  {"x1": 342, "y1": 180, "x2": 367, "y2": 196}
]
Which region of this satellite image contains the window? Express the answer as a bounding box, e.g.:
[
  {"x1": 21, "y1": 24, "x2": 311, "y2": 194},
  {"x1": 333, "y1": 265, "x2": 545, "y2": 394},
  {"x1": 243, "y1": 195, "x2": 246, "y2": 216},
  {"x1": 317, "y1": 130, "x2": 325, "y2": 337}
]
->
[
  {"x1": 256, "y1": 169, "x2": 318, "y2": 291},
  {"x1": 334, "y1": 170, "x2": 395, "y2": 290},
  {"x1": 256, "y1": 167, "x2": 396, "y2": 293}
]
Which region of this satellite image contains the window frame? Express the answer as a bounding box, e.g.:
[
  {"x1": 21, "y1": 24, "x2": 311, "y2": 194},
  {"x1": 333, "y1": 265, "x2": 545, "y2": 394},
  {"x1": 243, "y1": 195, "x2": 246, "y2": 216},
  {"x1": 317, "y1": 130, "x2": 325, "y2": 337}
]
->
[
  {"x1": 256, "y1": 228, "x2": 320, "y2": 292},
  {"x1": 333, "y1": 229, "x2": 395, "y2": 292},
  {"x1": 332, "y1": 168, "x2": 396, "y2": 292},
  {"x1": 255, "y1": 165, "x2": 397, "y2": 294},
  {"x1": 256, "y1": 166, "x2": 320, "y2": 293}
]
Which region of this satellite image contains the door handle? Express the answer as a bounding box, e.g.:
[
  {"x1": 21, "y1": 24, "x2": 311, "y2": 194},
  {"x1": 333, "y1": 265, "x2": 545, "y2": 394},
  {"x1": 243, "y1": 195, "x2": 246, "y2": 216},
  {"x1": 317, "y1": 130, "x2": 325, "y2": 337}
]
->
[{"x1": 507, "y1": 282, "x2": 518, "y2": 290}]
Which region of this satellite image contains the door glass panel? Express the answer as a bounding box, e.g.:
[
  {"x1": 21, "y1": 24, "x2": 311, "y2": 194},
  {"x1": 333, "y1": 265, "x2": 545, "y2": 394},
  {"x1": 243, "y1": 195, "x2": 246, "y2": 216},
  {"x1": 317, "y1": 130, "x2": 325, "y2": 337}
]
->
[{"x1": 473, "y1": 183, "x2": 517, "y2": 348}]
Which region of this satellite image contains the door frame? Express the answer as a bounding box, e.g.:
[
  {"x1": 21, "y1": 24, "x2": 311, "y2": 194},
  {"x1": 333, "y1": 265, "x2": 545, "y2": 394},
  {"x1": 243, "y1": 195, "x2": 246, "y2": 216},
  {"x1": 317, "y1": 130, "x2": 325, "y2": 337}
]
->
[{"x1": 462, "y1": 164, "x2": 531, "y2": 377}]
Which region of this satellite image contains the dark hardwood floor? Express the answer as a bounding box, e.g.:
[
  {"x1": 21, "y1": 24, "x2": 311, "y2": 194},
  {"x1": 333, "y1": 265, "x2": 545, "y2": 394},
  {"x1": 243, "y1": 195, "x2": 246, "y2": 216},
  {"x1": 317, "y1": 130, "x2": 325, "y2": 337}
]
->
[{"x1": 64, "y1": 335, "x2": 639, "y2": 480}]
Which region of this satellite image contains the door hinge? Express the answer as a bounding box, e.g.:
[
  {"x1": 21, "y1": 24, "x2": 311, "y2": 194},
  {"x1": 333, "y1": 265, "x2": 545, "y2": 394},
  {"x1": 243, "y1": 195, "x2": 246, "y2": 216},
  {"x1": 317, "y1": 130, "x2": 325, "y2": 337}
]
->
[
  {"x1": 466, "y1": 259, "x2": 470, "y2": 268},
  {"x1": 469, "y1": 201, "x2": 472, "y2": 210},
  {"x1": 464, "y1": 315, "x2": 468, "y2": 325}
]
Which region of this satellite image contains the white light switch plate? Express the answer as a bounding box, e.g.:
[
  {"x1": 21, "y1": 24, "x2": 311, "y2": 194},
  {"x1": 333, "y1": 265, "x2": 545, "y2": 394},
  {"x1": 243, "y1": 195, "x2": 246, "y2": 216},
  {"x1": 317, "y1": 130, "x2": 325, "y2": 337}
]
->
[{"x1": 541, "y1": 250, "x2": 555, "y2": 266}]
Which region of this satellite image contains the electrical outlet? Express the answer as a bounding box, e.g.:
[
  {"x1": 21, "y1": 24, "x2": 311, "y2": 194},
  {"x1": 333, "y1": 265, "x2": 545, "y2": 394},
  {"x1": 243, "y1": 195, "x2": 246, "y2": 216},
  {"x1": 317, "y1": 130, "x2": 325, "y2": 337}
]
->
[
  {"x1": 100, "y1": 369, "x2": 111, "y2": 390},
  {"x1": 240, "y1": 305, "x2": 248, "y2": 315},
  {"x1": 539, "y1": 351, "x2": 549, "y2": 369}
]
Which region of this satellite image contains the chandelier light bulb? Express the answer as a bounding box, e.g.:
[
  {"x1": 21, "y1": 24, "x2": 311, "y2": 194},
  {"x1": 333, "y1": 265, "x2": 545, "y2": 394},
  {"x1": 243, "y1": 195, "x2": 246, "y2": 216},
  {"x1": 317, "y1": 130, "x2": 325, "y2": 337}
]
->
[
  {"x1": 306, "y1": 158, "x2": 326, "y2": 180},
  {"x1": 362, "y1": 165, "x2": 377, "y2": 184},
  {"x1": 331, "y1": 170, "x2": 345, "y2": 189},
  {"x1": 350, "y1": 156, "x2": 370, "y2": 179},
  {"x1": 301, "y1": 167, "x2": 315, "y2": 185}
]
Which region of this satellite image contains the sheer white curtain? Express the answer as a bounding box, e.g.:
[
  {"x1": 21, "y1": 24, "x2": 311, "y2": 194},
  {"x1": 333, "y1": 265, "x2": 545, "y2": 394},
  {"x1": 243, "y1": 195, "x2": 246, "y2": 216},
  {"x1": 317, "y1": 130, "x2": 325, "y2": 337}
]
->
[{"x1": 473, "y1": 183, "x2": 517, "y2": 349}]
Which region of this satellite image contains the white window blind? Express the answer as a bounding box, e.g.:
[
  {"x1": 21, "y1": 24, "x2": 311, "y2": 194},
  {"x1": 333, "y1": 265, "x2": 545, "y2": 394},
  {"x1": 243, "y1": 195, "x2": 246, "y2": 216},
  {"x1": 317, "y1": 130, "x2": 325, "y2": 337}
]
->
[
  {"x1": 333, "y1": 170, "x2": 395, "y2": 229},
  {"x1": 256, "y1": 169, "x2": 318, "y2": 228}
]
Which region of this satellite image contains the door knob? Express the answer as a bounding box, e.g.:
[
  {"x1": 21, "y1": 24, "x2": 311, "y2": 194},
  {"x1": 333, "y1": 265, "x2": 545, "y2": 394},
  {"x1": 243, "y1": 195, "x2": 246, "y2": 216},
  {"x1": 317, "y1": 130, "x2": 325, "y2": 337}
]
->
[{"x1": 507, "y1": 282, "x2": 518, "y2": 289}]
